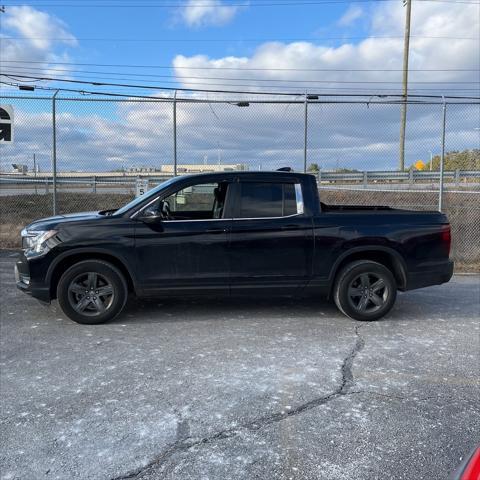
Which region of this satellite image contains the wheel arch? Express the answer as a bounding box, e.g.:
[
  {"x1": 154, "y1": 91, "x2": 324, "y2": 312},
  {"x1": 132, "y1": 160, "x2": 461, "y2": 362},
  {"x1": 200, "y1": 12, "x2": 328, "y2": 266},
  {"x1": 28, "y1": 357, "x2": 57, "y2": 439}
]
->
[
  {"x1": 328, "y1": 246, "x2": 407, "y2": 296},
  {"x1": 47, "y1": 249, "x2": 137, "y2": 300}
]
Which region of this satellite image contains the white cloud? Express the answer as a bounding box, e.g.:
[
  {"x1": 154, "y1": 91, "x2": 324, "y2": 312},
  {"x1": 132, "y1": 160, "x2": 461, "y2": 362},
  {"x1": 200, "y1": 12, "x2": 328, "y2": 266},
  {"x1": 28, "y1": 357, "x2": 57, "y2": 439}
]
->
[
  {"x1": 173, "y1": 2, "x2": 479, "y2": 93},
  {"x1": 179, "y1": 0, "x2": 241, "y2": 27},
  {"x1": 3, "y1": 6, "x2": 77, "y2": 50},
  {"x1": 338, "y1": 5, "x2": 363, "y2": 27},
  {"x1": 2, "y1": 96, "x2": 477, "y2": 174},
  {"x1": 0, "y1": 6, "x2": 78, "y2": 77},
  {"x1": 0, "y1": 2, "x2": 478, "y2": 175}
]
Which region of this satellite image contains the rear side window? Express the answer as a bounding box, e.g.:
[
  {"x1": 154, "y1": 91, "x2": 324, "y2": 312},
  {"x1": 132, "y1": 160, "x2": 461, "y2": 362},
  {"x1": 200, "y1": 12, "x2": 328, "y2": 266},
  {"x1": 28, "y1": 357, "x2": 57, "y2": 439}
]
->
[{"x1": 237, "y1": 182, "x2": 302, "y2": 218}]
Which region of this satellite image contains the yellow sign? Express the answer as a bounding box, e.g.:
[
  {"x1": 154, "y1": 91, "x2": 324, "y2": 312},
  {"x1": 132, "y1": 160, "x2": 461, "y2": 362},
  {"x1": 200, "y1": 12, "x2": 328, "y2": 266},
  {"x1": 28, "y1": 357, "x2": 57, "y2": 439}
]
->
[{"x1": 414, "y1": 160, "x2": 426, "y2": 171}]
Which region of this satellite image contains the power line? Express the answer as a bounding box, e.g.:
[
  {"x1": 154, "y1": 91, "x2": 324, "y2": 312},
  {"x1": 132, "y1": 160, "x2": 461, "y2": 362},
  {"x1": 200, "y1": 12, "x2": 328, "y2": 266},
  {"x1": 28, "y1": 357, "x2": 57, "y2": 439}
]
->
[
  {"x1": 3, "y1": 35, "x2": 479, "y2": 42},
  {"x1": 2, "y1": 80, "x2": 479, "y2": 100},
  {"x1": 2, "y1": 60, "x2": 479, "y2": 72},
  {"x1": 5, "y1": 64, "x2": 479, "y2": 76},
  {"x1": 2, "y1": 0, "x2": 479, "y2": 5},
  {"x1": 1, "y1": 79, "x2": 476, "y2": 97},
  {"x1": 2, "y1": 73, "x2": 478, "y2": 97},
  {"x1": 5, "y1": 71, "x2": 477, "y2": 93},
  {"x1": 3, "y1": 72, "x2": 478, "y2": 85},
  {"x1": 3, "y1": 65, "x2": 478, "y2": 86}
]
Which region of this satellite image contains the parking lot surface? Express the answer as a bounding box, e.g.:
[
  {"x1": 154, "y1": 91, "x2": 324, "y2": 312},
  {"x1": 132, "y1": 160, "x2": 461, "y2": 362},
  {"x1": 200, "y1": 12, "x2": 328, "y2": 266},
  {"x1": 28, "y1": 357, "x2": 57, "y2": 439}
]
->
[{"x1": 0, "y1": 252, "x2": 479, "y2": 480}]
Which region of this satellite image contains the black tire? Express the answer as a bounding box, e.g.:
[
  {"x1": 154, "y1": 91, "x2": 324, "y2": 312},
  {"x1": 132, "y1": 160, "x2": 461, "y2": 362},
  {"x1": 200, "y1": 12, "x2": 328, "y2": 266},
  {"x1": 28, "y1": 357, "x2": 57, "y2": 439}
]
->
[
  {"x1": 333, "y1": 260, "x2": 397, "y2": 321},
  {"x1": 57, "y1": 260, "x2": 128, "y2": 324}
]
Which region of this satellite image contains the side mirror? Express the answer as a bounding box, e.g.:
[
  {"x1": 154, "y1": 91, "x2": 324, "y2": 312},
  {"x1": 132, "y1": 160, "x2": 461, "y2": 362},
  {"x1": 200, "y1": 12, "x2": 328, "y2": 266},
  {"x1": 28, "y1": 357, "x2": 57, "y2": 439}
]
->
[{"x1": 140, "y1": 213, "x2": 163, "y2": 224}]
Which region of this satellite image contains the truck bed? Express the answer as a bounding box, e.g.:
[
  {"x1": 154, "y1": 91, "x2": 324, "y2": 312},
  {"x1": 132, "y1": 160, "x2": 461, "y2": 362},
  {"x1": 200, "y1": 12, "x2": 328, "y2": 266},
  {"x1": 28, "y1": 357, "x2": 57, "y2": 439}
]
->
[{"x1": 319, "y1": 202, "x2": 434, "y2": 215}]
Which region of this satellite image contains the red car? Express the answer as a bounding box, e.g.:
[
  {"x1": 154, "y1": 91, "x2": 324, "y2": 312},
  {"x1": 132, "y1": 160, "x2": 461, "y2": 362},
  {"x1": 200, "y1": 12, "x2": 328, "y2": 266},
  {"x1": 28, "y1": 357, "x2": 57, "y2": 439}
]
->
[{"x1": 451, "y1": 447, "x2": 480, "y2": 480}]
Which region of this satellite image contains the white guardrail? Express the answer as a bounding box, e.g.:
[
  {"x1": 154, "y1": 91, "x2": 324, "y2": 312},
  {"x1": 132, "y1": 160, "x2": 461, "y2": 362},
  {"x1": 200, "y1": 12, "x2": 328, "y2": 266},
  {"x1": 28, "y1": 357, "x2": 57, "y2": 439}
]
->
[{"x1": 0, "y1": 170, "x2": 479, "y2": 193}]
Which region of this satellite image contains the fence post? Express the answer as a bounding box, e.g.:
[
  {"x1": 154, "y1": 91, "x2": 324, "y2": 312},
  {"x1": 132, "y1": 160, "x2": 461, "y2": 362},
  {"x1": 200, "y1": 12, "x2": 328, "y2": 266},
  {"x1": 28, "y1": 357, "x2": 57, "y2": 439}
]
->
[
  {"x1": 363, "y1": 171, "x2": 368, "y2": 189},
  {"x1": 303, "y1": 93, "x2": 308, "y2": 173},
  {"x1": 52, "y1": 90, "x2": 59, "y2": 215},
  {"x1": 92, "y1": 176, "x2": 96, "y2": 194},
  {"x1": 455, "y1": 168, "x2": 460, "y2": 188},
  {"x1": 409, "y1": 167, "x2": 414, "y2": 187},
  {"x1": 173, "y1": 90, "x2": 178, "y2": 176},
  {"x1": 439, "y1": 97, "x2": 447, "y2": 212}
]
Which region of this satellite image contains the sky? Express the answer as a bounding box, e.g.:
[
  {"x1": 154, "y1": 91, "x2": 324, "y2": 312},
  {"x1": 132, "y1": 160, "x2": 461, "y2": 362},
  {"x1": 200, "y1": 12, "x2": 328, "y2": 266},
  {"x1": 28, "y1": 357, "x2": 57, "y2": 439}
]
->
[{"x1": 0, "y1": 0, "x2": 479, "y2": 172}]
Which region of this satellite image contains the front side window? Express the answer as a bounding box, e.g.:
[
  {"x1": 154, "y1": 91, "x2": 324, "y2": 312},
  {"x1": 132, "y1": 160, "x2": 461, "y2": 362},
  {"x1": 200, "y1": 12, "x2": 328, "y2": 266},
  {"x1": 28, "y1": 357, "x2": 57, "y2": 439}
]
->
[
  {"x1": 237, "y1": 182, "x2": 303, "y2": 219},
  {"x1": 141, "y1": 181, "x2": 230, "y2": 221},
  {"x1": 164, "y1": 183, "x2": 218, "y2": 213}
]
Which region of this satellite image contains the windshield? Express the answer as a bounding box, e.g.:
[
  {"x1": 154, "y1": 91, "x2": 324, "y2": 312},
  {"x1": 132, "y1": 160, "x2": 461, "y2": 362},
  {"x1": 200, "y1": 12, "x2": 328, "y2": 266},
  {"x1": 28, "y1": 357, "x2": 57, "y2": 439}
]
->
[{"x1": 114, "y1": 177, "x2": 182, "y2": 216}]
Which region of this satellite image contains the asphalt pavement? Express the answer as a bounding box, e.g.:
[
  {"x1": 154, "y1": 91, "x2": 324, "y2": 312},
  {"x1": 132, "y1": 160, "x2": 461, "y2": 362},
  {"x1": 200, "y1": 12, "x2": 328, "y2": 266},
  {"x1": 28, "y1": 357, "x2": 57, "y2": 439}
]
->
[{"x1": 0, "y1": 252, "x2": 479, "y2": 480}]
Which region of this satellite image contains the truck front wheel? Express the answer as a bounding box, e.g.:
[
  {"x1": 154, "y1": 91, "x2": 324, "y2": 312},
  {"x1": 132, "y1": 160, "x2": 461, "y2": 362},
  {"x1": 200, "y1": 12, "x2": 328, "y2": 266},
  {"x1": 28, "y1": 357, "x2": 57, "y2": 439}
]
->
[
  {"x1": 333, "y1": 260, "x2": 397, "y2": 321},
  {"x1": 57, "y1": 260, "x2": 128, "y2": 324}
]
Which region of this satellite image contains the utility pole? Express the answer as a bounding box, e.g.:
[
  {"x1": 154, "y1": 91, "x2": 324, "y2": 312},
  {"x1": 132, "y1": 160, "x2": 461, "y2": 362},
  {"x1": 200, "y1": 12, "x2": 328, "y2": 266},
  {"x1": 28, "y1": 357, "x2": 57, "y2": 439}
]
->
[
  {"x1": 399, "y1": 0, "x2": 412, "y2": 171},
  {"x1": 303, "y1": 92, "x2": 308, "y2": 173},
  {"x1": 303, "y1": 93, "x2": 318, "y2": 173}
]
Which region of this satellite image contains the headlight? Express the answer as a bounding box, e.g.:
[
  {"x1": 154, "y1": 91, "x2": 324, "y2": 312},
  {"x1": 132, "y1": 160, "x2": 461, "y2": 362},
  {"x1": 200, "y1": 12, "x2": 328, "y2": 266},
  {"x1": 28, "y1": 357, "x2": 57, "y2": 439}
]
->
[{"x1": 21, "y1": 229, "x2": 58, "y2": 255}]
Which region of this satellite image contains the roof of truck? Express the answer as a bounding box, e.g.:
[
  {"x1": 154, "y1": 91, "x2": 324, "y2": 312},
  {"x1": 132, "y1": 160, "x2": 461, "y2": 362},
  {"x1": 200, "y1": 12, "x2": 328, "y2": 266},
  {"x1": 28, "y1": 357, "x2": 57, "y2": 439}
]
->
[{"x1": 175, "y1": 170, "x2": 315, "y2": 182}]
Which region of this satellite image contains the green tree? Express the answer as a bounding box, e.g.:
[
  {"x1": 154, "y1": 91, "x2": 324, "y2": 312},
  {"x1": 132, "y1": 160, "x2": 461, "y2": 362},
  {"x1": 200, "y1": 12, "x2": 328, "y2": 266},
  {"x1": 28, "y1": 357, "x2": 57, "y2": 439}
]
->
[
  {"x1": 307, "y1": 163, "x2": 320, "y2": 173},
  {"x1": 425, "y1": 149, "x2": 480, "y2": 171}
]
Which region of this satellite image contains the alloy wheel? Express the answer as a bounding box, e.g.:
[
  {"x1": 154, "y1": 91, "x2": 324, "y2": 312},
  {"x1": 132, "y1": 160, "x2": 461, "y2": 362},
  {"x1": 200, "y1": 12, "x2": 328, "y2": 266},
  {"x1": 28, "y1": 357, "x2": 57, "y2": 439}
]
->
[
  {"x1": 347, "y1": 272, "x2": 388, "y2": 314},
  {"x1": 67, "y1": 272, "x2": 114, "y2": 317}
]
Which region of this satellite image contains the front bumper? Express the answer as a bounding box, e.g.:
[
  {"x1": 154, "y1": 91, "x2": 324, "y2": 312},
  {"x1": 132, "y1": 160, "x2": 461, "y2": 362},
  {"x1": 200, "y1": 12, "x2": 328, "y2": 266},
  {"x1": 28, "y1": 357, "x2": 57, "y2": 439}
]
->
[
  {"x1": 405, "y1": 259, "x2": 454, "y2": 291},
  {"x1": 15, "y1": 254, "x2": 51, "y2": 303}
]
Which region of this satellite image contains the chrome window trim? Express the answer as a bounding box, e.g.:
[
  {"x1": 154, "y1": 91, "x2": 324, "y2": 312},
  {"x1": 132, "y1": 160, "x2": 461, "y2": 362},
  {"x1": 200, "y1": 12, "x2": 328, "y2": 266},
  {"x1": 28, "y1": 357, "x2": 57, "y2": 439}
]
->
[
  {"x1": 295, "y1": 183, "x2": 304, "y2": 214},
  {"x1": 230, "y1": 213, "x2": 303, "y2": 221},
  {"x1": 162, "y1": 213, "x2": 303, "y2": 223}
]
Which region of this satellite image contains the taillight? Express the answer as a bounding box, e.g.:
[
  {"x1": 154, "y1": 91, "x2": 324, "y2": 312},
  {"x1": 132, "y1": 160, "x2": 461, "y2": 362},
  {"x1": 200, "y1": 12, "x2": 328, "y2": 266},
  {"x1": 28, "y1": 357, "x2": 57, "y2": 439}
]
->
[{"x1": 441, "y1": 226, "x2": 451, "y2": 256}]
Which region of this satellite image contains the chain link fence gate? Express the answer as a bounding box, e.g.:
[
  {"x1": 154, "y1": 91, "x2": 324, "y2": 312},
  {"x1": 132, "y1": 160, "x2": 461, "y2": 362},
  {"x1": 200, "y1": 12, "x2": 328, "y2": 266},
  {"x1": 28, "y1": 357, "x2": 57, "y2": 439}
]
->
[{"x1": 1, "y1": 92, "x2": 479, "y2": 270}]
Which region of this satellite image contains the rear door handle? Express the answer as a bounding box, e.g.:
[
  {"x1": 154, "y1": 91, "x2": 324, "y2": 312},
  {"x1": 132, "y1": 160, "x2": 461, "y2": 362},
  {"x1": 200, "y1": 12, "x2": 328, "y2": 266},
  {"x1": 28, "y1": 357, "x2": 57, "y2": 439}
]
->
[
  {"x1": 205, "y1": 228, "x2": 227, "y2": 234},
  {"x1": 280, "y1": 225, "x2": 299, "y2": 231}
]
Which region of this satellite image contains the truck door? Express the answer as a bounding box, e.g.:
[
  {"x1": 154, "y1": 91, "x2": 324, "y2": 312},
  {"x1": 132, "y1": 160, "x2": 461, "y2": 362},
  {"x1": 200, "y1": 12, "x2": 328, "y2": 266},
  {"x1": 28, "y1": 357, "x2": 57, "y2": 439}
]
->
[
  {"x1": 134, "y1": 180, "x2": 233, "y2": 294},
  {"x1": 228, "y1": 179, "x2": 314, "y2": 294}
]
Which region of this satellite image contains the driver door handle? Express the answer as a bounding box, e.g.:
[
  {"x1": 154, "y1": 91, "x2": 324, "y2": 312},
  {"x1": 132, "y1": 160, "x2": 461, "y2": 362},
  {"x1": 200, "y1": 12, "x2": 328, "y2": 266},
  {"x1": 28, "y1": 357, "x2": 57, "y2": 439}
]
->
[{"x1": 205, "y1": 228, "x2": 227, "y2": 234}]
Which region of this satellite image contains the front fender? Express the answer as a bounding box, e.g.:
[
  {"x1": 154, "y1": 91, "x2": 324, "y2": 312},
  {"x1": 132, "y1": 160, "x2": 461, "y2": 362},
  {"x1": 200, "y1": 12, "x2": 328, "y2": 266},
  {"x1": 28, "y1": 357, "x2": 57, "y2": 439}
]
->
[{"x1": 45, "y1": 247, "x2": 139, "y2": 295}]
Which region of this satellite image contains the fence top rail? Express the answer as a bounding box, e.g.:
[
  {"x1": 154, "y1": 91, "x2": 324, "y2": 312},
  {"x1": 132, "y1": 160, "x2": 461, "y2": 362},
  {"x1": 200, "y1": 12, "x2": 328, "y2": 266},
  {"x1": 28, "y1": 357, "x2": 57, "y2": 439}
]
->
[
  {"x1": 1, "y1": 94, "x2": 479, "y2": 106},
  {"x1": 2, "y1": 170, "x2": 479, "y2": 181}
]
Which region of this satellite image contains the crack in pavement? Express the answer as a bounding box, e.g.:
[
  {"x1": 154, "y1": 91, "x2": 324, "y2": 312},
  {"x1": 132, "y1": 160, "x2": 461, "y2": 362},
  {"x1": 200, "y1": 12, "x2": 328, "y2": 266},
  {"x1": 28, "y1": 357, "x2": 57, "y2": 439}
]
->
[{"x1": 110, "y1": 324, "x2": 366, "y2": 480}]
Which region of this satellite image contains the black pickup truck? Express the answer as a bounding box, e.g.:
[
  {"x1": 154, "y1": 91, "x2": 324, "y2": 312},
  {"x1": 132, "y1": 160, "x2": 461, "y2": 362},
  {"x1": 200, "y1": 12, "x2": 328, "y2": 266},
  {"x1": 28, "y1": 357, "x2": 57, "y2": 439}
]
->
[{"x1": 15, "y1": 170, "x2": 453, "y2": 324}]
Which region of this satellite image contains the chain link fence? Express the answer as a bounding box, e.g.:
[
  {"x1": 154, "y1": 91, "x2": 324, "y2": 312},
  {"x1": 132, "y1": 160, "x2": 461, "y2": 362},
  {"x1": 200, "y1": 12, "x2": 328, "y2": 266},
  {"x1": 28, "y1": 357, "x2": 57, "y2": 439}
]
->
[{"x1": 1, "y1": 92, "x2": 479, "y2": 270}]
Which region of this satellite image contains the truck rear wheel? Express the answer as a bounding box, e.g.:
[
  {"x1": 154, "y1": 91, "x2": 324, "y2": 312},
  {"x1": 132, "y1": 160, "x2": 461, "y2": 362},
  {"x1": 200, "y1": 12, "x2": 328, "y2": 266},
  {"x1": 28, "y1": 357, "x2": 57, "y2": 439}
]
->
[
  {"x1": 57, "y1": 260, "x2": 128, "y2": 324},
  {"x1": 333, "y1": 260, "x2": 397, "y2": 321}
]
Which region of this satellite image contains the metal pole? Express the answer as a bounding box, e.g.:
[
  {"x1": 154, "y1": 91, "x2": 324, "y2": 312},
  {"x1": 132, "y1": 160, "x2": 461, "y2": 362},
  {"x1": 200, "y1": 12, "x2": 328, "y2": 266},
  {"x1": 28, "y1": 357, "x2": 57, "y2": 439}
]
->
[
  {"x1": 33, "y1": 153, "x2": 37, "y2": 195},
  {"x1": 438, "y1": 97, "x2": 447, "y2": 212},
  {"x1": 173, "y1": 90, "x2": 177, "y2": 176},
  {"x1": 399, "y1": 0, "x2": 412, "y2": 171},
  {"x1": 52, "y1": 90, "x2": 59, "y2": 215},
  {"x1": 303, "y1": 92, "x2": 308, "y2": 173}
]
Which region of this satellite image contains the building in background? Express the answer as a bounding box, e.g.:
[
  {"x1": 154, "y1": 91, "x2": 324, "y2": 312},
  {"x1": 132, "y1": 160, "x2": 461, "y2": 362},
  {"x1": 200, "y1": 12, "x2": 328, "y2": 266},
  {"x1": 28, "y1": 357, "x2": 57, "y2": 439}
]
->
[
  {"x1": 160, "y1": 164, "x2": 248, "y2": 174},
  {"x1": 126, "y1": 166, "x2": 158, "y2": 173},
  {"x1": 11, "y1": 163, "x2": 28, "y2": 174}
]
